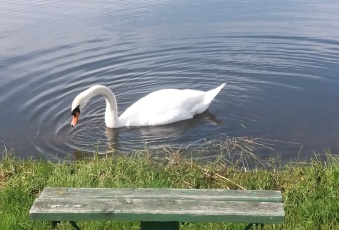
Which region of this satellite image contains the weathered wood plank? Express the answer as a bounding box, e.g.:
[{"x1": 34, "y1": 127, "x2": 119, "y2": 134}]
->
[
  {"x1": 38, "y1": 187, "x2": 283, "y2": 202},
  {"x1": 29, "y1": 197, "x2": 284, "y2": 223}
]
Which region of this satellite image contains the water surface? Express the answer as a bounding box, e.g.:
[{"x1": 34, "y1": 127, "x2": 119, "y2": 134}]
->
[{"x1": 1, "y1": 0, "x2": 339, "y2": 161}]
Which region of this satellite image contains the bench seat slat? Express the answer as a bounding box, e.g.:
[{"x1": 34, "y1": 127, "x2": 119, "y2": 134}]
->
[
  {"x1": 37, "y1": 187, "x2": 282, "y2": 202},
  {"x1": 30, "y1": 198, "x2": 284, "y2": 223}
]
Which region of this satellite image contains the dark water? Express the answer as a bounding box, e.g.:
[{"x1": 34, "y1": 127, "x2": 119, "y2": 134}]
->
[{"x1": 1, "y1": 0, "x2": 339, "y2": 161}]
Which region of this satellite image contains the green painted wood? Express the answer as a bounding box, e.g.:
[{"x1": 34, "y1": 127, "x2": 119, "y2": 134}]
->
[
  {"x1": 37, "y1": 187, "x2": 283, "y2": 202},
  {"x1": 140, "y1": 221, "x2": 179, "y2": 230},
  {"x1": 30, "y1": 188, "x2": 285, "y2": 224}
]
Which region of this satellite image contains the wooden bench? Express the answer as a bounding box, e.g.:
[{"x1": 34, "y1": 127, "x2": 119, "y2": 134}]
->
[{"x1": 29, "y1": 187, "x2": 284, "y2": 230}]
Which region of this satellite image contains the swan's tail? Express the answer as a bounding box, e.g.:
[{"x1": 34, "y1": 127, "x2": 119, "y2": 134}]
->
[{"x1": 204, "y1": 83, "x2": 226, "y2": 104}]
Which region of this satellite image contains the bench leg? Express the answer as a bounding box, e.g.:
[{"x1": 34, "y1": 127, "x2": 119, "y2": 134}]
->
[
  {"x1": 52, "y1": 221, "x2": 60, "y2": 229},
  {"x1": 51, "y1": 221, "x2": 81, "y2": 230},
  {"x1": 244, "y1": 223, "x2": 264, "y2": 230},
  {"x1": 70, "y1": 221, "x2": 81, "y2": 230},
  {"x1": 140, "y1": 221, "x2": 179, "y2": 230}
]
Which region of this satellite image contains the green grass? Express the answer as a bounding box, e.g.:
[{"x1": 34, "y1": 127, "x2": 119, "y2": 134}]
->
[{"x1": 1, "y1": 145, "x2": 339, "y2": 229}]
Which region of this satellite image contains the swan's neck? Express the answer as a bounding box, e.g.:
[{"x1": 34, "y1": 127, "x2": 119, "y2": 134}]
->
[
  {"x1": 84, "y1": 86, "x2": 120, "y2": 128},
  {"x1": 104, "y1": 97, "x2": 119, "y2": 128}
]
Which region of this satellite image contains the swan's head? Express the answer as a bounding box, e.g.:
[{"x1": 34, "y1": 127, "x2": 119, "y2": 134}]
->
[{"x1": 71, "y1": 91, "x2": 89, "y2": 127}]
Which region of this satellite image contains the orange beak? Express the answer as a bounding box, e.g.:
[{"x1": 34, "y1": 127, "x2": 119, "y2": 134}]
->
[{"x1": 71, "y1": 111, "x2": 80, "y2": 127}]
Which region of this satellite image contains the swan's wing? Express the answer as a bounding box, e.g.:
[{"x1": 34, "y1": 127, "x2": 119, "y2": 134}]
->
[{"x1": 119, "y1": 89, "x2": 208, "y2": 126}]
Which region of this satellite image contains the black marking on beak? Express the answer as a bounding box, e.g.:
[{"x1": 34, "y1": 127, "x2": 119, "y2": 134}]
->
[{"x1": 71, "y1": 105, "x2": 80, "y2": 117}]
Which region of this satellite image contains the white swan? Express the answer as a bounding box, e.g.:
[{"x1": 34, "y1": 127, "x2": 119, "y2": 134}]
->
[{"x1": 71, "y1": 83, "x2": 226, "y2": 128}]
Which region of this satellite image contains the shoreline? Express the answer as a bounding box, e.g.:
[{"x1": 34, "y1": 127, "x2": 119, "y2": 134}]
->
[{"x1": 1, "y1": 149, "x2": 338, "y2": 229}]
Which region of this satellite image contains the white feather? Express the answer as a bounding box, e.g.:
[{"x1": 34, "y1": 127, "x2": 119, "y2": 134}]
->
[{"x1": 71, "y1": 83, "x2": 226, "y2": 128}]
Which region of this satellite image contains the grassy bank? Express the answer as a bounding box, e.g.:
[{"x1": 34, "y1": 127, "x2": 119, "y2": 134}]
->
[{"x1": 1, "y1": 147, "x2": 339, "y2": 229}]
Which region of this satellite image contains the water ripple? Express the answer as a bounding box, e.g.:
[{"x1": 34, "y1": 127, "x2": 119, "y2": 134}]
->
[{"x1": 1, "y1": 0, "x2": 339, "y2": 160}]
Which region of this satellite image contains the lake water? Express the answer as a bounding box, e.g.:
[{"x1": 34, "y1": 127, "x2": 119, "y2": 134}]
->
[{"x1": 1, "y1": 0, "x2": 339, "y2": 161}]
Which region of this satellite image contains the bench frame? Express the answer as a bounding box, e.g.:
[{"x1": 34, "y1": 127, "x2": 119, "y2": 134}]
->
[
  {"x1": 29, "y1": 187, "x2": 284, "y2": 230},
  {"x1": 51, "y1": 221, "x2": 263, "y2": 230}
]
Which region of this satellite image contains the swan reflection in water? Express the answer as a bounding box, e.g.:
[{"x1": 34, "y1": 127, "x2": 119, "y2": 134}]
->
[{"x1": 104, "y1": 110, "x2": 222, "y2": 153}]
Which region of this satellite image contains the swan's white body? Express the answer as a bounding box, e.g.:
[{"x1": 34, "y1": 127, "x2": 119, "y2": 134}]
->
[{"x1": 71, "y1": 83, "x2": 226, "y2": 128}]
